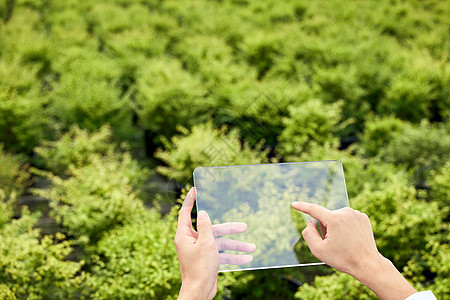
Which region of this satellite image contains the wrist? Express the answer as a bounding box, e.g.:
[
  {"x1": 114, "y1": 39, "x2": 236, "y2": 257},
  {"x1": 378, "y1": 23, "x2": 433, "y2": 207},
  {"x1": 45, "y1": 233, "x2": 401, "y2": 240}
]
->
[
  {"x1": 178, "y1": 282, "x2": 209, "y2": 300},
  {"x1": 353, "y1": 255, "x2": 417, "y2": 300},
  {"x1": 353, "y1": 254, "x2": 391, "y2": 286}
]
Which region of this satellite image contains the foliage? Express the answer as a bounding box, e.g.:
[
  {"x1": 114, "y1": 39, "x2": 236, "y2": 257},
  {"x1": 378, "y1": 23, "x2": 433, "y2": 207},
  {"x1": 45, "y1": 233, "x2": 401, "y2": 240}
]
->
[
  {"x1": 411, "y1": 162, "x2": 450, "y2": 299},
  {"x1": 0, "y1": 146, "x2": 29, "y2": 198},
  {"x1": 81, "y1": 208, "x2": 180, "y2": 299},
  {"x1": 380, "y1": 121, "x2": 450, "y2": 187},
  {"x1": 34, "y1": 125, "x2": 118, "y2": 176},
  {"x1": 352, "y1": 174, "x2": 442, "y2": 268},
  {"x1": 295, "y1": 272, "x2": 376, "y2": 300},
  {"x1": 0, "y1": 190, "x2": 15, "y2": 229},
  {"x1": 34, "y1": 155, "x2": 146, "y2": 245},
  {"x1": 358, "y1": 116, "x2": 407, "y2": 157},
  {"x1": 155, "y1": 122, "x2": 269, "y2": 184},
  {"x1": 0, "y1": 190, "x2": 82, "y2": 299},
  {"x1": 0, "y1": 0, "x2": 449, "y2": 299},
  {"x1": 135, "y1": 57, "x2": 213, "y2": 145},
  {"x1": 0, "y1": 60, "x2": 50, "y2": 153},
  {"x1": 48, "y1": 65, "x2": 134, "y2": 140},
  {"x1": 277, "y1": 99, "x2": 346, "y2": 158},
  {"x1": 0, "y1": 283, "x2": 16, "y2": 300},
  {"x1": 428, "y1": 162, "x2": 450, "y2": 211}
]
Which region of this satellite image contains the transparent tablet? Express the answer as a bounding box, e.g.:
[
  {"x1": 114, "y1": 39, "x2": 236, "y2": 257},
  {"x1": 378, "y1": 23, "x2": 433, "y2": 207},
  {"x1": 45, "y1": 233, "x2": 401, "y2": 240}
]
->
[{"x1": 194, "y1": 160, "x2": 349, "y2": 272}]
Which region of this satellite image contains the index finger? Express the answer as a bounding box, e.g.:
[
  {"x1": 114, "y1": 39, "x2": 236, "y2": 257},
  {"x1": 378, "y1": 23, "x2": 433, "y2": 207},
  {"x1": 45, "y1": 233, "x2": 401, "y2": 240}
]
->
[
  {"x1": 291, "y1": 202, "x2": 332, "y2": 225},
  {"x1": 177, "y1": 188, "x2": 196, "y2": 231}
]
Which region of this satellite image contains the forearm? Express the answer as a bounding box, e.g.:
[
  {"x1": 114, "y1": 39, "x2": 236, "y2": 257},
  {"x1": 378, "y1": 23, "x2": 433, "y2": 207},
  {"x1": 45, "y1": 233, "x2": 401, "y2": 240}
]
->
[
  {"x1": 178, "y1": 283, "x2": 209, "y2": 300},
  {"x1": 354, "y1": 256, "x2": 417, "y2": 300}
]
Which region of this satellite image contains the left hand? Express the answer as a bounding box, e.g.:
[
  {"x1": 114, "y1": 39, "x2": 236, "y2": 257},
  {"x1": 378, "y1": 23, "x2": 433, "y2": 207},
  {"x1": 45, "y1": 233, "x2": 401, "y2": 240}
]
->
[{"x1": 175, "y1": 188, "x2": 255, "y2": 300}]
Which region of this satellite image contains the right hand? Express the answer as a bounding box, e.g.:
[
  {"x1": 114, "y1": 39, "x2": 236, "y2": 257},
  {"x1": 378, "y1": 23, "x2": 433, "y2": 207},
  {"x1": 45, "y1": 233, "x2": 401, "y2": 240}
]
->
[
  {"x1": 291, "y1": 202, "x2": 382, "y2": 277},
  {"x1": 292, "y1": 202, "x2": 417, "y2": 300}
]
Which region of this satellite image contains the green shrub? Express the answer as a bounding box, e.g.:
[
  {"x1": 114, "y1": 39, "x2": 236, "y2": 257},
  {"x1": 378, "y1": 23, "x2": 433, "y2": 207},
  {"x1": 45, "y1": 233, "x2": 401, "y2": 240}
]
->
[
  {"x1": 48, "y1": 73, "x2": 133, "y2": 139},
  {"x1": 0, "y1": 190, "x2": 15, "y2": 228},
  {"x1": 242, "y1": 31, "x2": 284, "y2": 80},
  {"x1": 0, "y1": 61, "x2": 49, "y2": 153},
  {"x1": 352, "y1": 174, "x2": 442, "y2": 267},
  {"x1": 34, "y1": 125, "x2": 117, "y2": 176},
  {"x1": 155, "y1": 122, "x2": 269, "y2": 184},
  {"x1": 135, "y1": 57, "x2": 213, "y2": 146},
  {"x1": 377, "y1": 52, "x2": 450, "y2": 123},
  {"x1": 34, "y1": 155, "x2": 147, "y2": 245},
  {"x1": 428, "y1": 162, "x2": 450, "y2": 211},
  {"x1": 0, "y1": 6, "x2": 54, "y2": 153},
  {"x1": 295, "y1": 272, "x2": 375, "y2": 300},
  {"x1": 313, "y1": 64, "x2": 367, "y2": 135},
  {"x1": 0, "y1": 145, "x2": 29, "y2": 198},
  {"x1": 0, "y1": 283, "x2": 16, "y2": 300},
  {"x1": 292, "y1": 143, "x2": 403, "y2": 199},
  {"x1": 216, "y1": 80, "x2": 313, "y2": 148},
  {"x1": 277, "y1": 99, "x2": 347, "y2": 158},
  {"x1": 380, "y1": 121, "x2": 450, "y2": 187},
  {"x1": 0, "y1": 202, "x2": 82, "y2": 299},
  {"x1": 82, "y1": 208, "x2": 180, "y2": 299},
  {"x1": 358, "y1": 116, "x2": 407, "y2": 157},
  {"x1": 0, "y1": 0, "x2": 14, "y2": 22},
  {"x1": 403, "y1": 164, "x2": 450, "y2": 298},
  {"x1": 0, "y1": 0, "x2": 449, "y2": 299}
]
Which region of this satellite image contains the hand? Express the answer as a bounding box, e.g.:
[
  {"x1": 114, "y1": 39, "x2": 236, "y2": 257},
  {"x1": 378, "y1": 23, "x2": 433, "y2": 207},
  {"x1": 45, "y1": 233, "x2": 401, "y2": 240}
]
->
[
  {"x1": 292, "y1": 202, "x2": 417, "y2": 300},
  {"x1": 175, "y1": 188, "x2": 255, "y2": 300}
]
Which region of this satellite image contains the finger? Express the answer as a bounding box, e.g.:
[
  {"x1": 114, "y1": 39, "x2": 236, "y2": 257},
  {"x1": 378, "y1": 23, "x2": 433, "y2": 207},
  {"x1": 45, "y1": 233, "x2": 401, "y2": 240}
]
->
[
  {"x1": 190, "y1": 227, "x2": 198, "y2": 239},
  {"x1": 216, "y1": 238, "x2": 256, "y2": 253},
  {"x1": 219, "y1": 253, "x2": 254, "y2": 265},
  {"x1": 193, "y1": 222, "x2": 249, "y2": 239},
  {"x1": 302, "y1": 220, "x2": 324, "y2": 258},
  {"x1": 197, "y1": 210, "x2": 215, "y2": 244},
  {"x1": 292, "y1": 202, "x2": 332, "y2": 225},
  {"x1": 177, "y1": 188, "x2": 196, "y2": 232},
  {"x1": 212, "y1": 222, "x2": 248, "y2": 237}
]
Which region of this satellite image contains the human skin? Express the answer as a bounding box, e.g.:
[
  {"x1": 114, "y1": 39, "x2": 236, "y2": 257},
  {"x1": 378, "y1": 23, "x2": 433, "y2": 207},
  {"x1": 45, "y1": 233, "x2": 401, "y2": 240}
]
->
[
  {"x1": 176, "y1": 194, "x2": 417, "y2": 300},
  {"x1": 291, "y1": 202, "x2": 417, "y2": 300},
  {"x1": 175, "y1": 188, "x2": 255, "y2": 300}
]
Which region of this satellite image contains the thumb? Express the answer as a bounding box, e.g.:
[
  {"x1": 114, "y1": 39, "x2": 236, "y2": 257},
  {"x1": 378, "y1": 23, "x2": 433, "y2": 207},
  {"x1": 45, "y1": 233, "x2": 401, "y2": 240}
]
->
[
  {"x1": 302, "y1": 220, "x2": 324, "y2": 258},
  {"x1": 197, "y1": 210, "x2": 214, "y2": 243}
]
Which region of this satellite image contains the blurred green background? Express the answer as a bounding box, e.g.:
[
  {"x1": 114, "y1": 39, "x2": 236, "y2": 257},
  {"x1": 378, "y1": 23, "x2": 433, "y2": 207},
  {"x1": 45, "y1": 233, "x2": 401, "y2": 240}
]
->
[{"x1": 0, "y1": 0, "x2": 449, "y2": 299}]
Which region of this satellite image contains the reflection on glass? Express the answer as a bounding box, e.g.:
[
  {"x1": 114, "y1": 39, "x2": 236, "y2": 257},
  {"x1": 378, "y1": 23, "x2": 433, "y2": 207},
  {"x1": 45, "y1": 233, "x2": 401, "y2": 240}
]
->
[{"x1": 194, "y1": 160, "x2": 349, "y2": 272}]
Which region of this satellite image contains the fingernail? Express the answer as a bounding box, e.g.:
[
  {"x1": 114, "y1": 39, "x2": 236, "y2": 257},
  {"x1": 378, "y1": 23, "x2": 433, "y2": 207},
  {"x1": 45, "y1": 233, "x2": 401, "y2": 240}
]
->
[
  {"x1": 245, "y1": 255, "x2": 254, "y2": 263},
  {"x1": 292, "y1": 202, "x2": 301, "y2": 206},
  {"x1": 198, "y1": 210, "x2": 209, "y2": 219}
]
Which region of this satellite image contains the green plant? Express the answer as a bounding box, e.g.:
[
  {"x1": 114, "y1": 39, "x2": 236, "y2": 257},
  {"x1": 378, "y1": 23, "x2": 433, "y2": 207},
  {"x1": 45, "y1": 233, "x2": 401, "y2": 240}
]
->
[
  {"x1": 0, "y1": 283, "x2": 16, "y2": 300},
  {"x1": 0, "y1": 0, "x2": 449, "y2": 298},
  {"x1": 295, "y1": 272, "x2": 375, "y2": 300},
  {"x1": 34, "y1": 125, "x2": 117, "y2": 176},
  {"x1": 0, "y1": 192, "x2": 83, "y2": 299},
  {"x1": 34, "y1": 155, "x2": 147, "y2": 245},
  {"x1": 48, "y1": 72, "x2": 134, "y2": 140},
  {"x1": 0, "y1": 61, "x2": 49, "y2": 153},
  {"x1": 277, "y1": 99, "x2": 347, "y2": 158},
  {"x1": 380, "y1": 121, "x2": 450, "y2": 187},
  {"x1": 135, "y1": 57, "x2": 213, "y2": 147},
  {"x1": 0, "y1": 145, "x2": 29, "y2": 198},
  {"x1": 358, "y1": 116, "x2": 407, "y2": 157},
  {"x1": 82, "y1": 208, "x2": 180, "y2": 299},
  {"x1": 155, "y1": 122, "x2": 269, "y2": 184}
]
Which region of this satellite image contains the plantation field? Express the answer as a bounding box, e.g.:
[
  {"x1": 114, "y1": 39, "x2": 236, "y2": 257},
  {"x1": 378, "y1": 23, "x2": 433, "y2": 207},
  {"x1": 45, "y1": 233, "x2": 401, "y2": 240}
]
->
[{"x1": 0, "y1": 0, "x2": 449, "y2": 299}]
